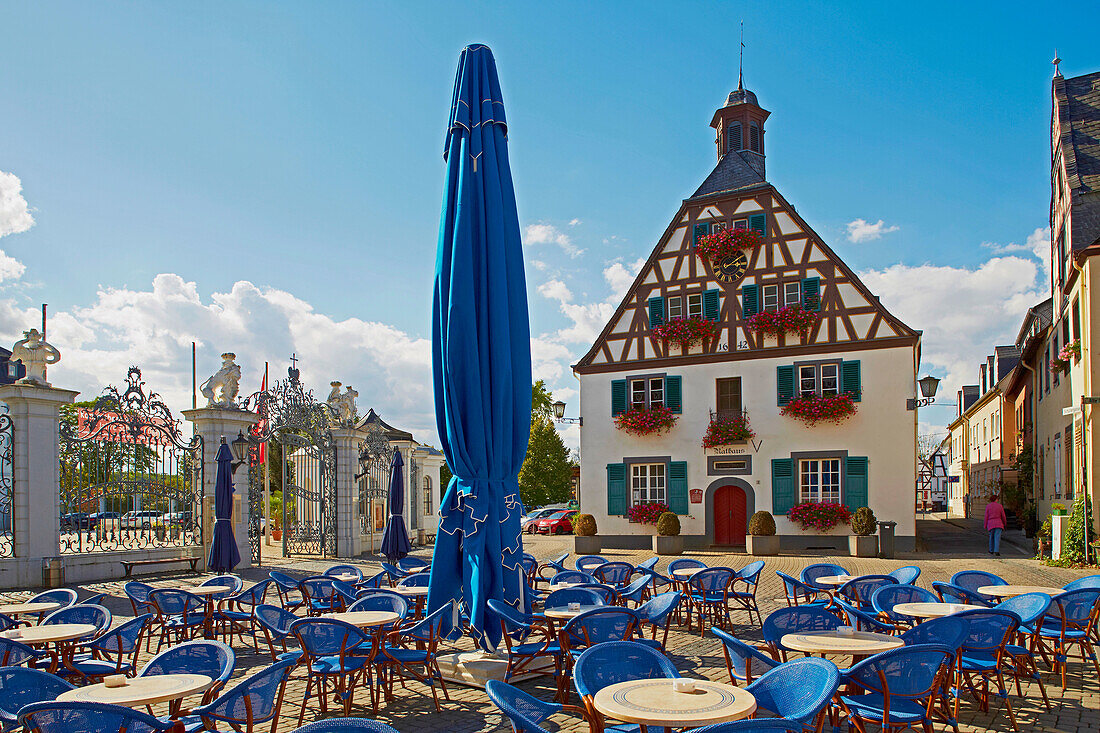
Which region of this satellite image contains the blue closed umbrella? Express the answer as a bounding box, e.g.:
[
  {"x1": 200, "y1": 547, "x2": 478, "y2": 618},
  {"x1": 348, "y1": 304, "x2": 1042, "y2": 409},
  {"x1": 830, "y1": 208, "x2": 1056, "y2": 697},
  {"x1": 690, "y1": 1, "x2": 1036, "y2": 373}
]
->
[
  {"x1": 380, "y1": 450, "x2": 411, "y2": 564},
  {"x1": 426, "y1": 44, "x2": 531, "y2": 651},
  {"x1": 208, "y1": 440, "x2": 240, "y2": 573}
]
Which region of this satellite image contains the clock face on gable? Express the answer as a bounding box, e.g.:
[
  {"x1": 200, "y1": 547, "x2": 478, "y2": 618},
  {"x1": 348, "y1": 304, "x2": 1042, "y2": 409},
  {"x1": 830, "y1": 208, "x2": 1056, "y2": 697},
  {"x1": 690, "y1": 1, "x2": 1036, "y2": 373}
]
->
[{"x1": 712, "y1": 251, "x2": 748, "y2": 284}]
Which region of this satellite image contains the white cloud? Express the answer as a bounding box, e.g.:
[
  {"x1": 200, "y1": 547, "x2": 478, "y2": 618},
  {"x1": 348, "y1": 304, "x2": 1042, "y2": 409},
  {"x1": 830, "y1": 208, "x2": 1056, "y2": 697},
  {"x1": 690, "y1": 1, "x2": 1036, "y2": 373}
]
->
[
  {"x1": 603, "y1": 257, "x2": 647, "y2": 301},
  {"x1": 0, "y1": 251, "x2": 25, "y2": 282},
  {"x1": 0, "y1": 171, "x2": 34, "y2": 239},
  {"x1": 846, "y1": 218, "x2": 899, "y2": 243},
  {"x1": 537, "y1": 279, "x2": 572, "y2": 303},
  {"x1": 530, "y1": 260, "x2": 547, "y2": 271},
  {"x1": 568, "y1": 219, "x2": 581, "y2": 227},
  {"x1": 983, "y1": 227, "x2": 1051, "y2": 282},
  {"x1": 524, "y1": 222, "x2": 584, "y2": 258}
]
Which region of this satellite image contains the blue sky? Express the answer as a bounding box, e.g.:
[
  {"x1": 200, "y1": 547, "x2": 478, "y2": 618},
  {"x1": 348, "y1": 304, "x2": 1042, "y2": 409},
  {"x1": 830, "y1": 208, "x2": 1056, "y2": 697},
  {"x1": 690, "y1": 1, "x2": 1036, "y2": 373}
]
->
[{"x1": 0, "y1": 1, "x2": 1096, "y2": 445}]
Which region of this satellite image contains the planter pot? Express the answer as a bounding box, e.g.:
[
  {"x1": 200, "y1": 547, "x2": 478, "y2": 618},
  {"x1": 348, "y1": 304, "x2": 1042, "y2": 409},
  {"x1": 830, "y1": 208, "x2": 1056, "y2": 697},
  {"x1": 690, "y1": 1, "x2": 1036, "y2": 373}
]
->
[
  {"x1": 573, "y1": 535, "x2": 601, "y2": 555},
  {"x1": 746, "y1": 535, "x2": 780, "y2": 556},
  {"x1": 653, "y1": 535, "x2": 683, "y2": 556},
  {"x1": 271, "y1": 530, "x2": 282, "y2": 541},
  {"x1": 849, "y1": 535, "x2": 878, "y2": 558}
]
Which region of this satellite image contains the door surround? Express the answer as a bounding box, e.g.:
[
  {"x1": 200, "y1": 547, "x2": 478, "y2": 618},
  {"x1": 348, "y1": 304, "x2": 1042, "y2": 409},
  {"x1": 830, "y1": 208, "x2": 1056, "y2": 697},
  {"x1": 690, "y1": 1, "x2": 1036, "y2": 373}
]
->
[{"x1": 704, "y1": 477, "x2": 755, "y2": 546}]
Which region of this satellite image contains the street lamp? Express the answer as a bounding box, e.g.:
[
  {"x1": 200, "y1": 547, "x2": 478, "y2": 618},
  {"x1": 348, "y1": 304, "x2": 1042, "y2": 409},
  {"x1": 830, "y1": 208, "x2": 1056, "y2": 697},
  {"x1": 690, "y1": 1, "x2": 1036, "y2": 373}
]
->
[
  {"x1": 907, "y1": 375, "x2": 940, "y2": 410},
  {"x1": 552, "y1": 400, "x2": 582, "y2": 425},
  {"x1": 228, "y1": 430, "x2": 251, "y2": 470}
]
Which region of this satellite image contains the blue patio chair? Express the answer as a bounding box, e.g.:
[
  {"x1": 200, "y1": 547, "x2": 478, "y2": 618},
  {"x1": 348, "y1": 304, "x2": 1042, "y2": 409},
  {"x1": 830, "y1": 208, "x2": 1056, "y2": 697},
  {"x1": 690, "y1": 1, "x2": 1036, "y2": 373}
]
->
[
  {"x1": 667, "y1": 557, "x2": 707, "y2": 592},
  {"x1": 593, "y1": 561, "x2": 634, "y2": 588},
  {"x1": 744, "y1": 657, "x2": 839, "y2": 731},
  {"x1": 254, "y1": 604, "x2": 302, "y2": 663},
  {"x1": 198, "y1": 574, "x2": 243, "y2": 601},
  {"x1": 374, "y1": 603, "x2": 452, "y2": 712},
  {"x1": 0, "y1": 667, "x2": 75, "y2": 732},
  {"x1": 215, "y1": 579, "x2": 271, "y2": 651},
  {"x1": 633, "y1": 591, "x2": 680, "y2": 650},
  {"x1": 269, "y1": 570, "x2": 307, "y2": 611},
  {"x1": 292, "y1": 719, "x2": 399, "y2": 733},
  {"x1": 82, "y1": 592, "x2": 109, "y2": 606},
  {"x1": 1064, "y1": 574, "x2": 1100, "y2": 591},
  {"x1": 837, "y1": 574, "x2": 897, "y2": 610},
  {"x1": 332, "y1": 580, "x2": 360, "y2": 609},
  {"x1": 63, "y1": 613, "x2": 152, "y2": 683},
  {"x1": 932, "y1": 581, "x2": 993, "y2": 607},
  {"x1": 953, "y1": 609, "x2": 1020, "y2": 730},
  {"x1": 290, "y1": 617, "x2": 373, "y2": 724},
  {"x1": 996, "y1": 592, "x2": 1052, "y2": 708},
  {"x1": 832, "y1": 597, "x2": 895, "y2": 634},
  {"x1": 687, "y1": 567, "x2": 737, "y2": 635},
  {"x1": 762, "y1": 606, "x2": 840, "y2": 661},
  {"x1": 618, "y1": 575, "x2": 652, "y2": 607},
  {"x1": 573, "y1": 583, "x2": 618, "y2": 606},
  {"x1": 379, "y1": 563, "x2": 406, "y2": 586},
  {"x1": 148, "y1": 589, "x2": 206, "y2": 649},
  {"x1": 544, "y1": 588, "x2": 603, "y2": 610},
  {"x1": 690, "y1": 722, "x2": 801, "y2": 733},
  {"x1": 559, "y1": 607, "x2": 640, "y2": 700},
  {"x1": 1036, "y1": 589, "x2": 1100, "y2": 690},
  {"x1": 839, "y1": 644, "x2": 955, "y2": 733},
  {"x1": 138, "y1": 639, "x2": 235, "y2": 715},
  {"x1": 520, "y1": 555, "x2": 539, "y2": 584},
  {"x1": 711, "y1": 627, "x2": 779, "y2": 685},
  {"x1": 729, "y1": 560, "x2": 765, "y2": 626},
  {"x1": 900, "y1": 616, "x2": 968, "y2": 650},
  {"x1": 574, "y1": 555, "x2": 607, "y2": 573},
  {"x1": 28, "y1": 589, "x2": 77, "y2": 612},
  {"x1": 348, "y1": 591, "x2": 409, "y2": 620},
  {"x1": 360, "y1": 570, "x2": 388, "y2": 590},
  {"x1": 775, "y1": 572, "x2": 827, "y2": 608},
  {"x1": 486, "y1": 599, "x2": 562, "y2": 686},
  {"x1": 536, "y1": 552, "x2": 570, "y2": 584},
  {"x1": 0, "y1": 615, "x2": 19, "y2": 633},
  {"x1": 572, "y1": 641, "x2": 678, "y2": 727},
  {"x1": 123, "y1": 581, "x2": 154, "y2": 617},
  {"x1": 0, "y1": 636, "x2": 40, "y2": 666},
  {"x1": 951, "y1": 570, "x2": 1006, "y2": 603},
  {"x1": 800, "y1": 563, "x2": 848, "y2": 591},
  {"x1": 550, "y1": 570, "x2": 595, "y2": 586},
  {"x1": 397, "y1": 572, "x2": 430, "y2": 589},
  {"x1": 325, "y1": 564, "x2": 363, "y2": 582},
  {"x1": 872, "y1": 584, "x2": 939, "y2": 628},
  {"x1": 637, "y1": 557, "x2": 660, "y2": 571},
  {"x1": 300, "y1": 576, "x2": 344, "y2": 615},
  {"x1": 888, "y1": 565, "x2": 922, "y2": 585},
  {"x1": 396, "y1": 556, "x2": 429, "y2": 573},
  {"x1": 43, "y1": 603, "x2": 112, "y2": 640},
  {"x1": 485, "y1": 679, "x2": 588, "y2": 733},
  {"x1": 178, "y1": 658, "x2": 294, "y2": 733},
  {"x1": 18, "y1": 701, "x2": 177, "y2": 733}
]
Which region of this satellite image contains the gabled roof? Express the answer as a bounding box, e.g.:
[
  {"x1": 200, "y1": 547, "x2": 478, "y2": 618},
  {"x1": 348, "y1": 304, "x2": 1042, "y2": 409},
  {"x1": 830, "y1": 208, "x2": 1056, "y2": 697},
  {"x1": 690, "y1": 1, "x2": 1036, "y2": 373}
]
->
[
  {"x1": 1054, "y1": 71, "x2": 1100, "y2": 250},
  {"x1": 1015, "y1": 297, "x2": 1053, "y2": 347},
  {"x1": 960, "y1": 385, "x2": 980, "y2": 413},
  {"x1": 689, "y1": 151, "x2": 766, "y2": 200},
  {"x1": 355, "y1": 408, "x2": 414, "y2": 442}
]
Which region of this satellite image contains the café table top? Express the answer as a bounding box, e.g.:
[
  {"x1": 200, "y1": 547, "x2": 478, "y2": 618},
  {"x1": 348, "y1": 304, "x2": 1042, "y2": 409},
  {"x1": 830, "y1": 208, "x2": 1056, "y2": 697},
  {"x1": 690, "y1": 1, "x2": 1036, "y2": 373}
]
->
[
  {"x1": 321, "y1": 611, "x2": 401, "y2": 628},
  {"x1": 815, "y1": 575, "x2": 856, "y2": 586},
  {"x1": 543, "y1": 604, "x2": 602, "y2": 620},
  {"x1": 331, "y1": 574, "x2": 361, "y2": 583},
  {"x1": 671, "y1": 567, "x2": 706, "y2": 578},
  {"x1": 176, "y1": 585, "x2": 232, "y2": 597},
  {"x1": 592, "y1": 678, "x2": 756, "y2": 728},
  {"x1": 58, "y1": 673, "x2": 213, "y2": 707},
  {"x1": 549, "y1": 581, "x2": 585, "y2": 588},
  {"x1": 392, "y1": 586, "x2": 429, "y2": 596},
  {"x1": 977, "y1": 585, "x2": 1066, "y2": 598},
  {"x1": 893, "y1": 602, "x2": 984, "y2": 618},
  {"x1": 0, "y1": 601, "x2": 60, "y2": 616},
  {"x1": 781, "y1": 630, "x2": 903, "y2": 656},
  {"x1": 2, "y1": 623, "x2": 98, "y2": 645}
]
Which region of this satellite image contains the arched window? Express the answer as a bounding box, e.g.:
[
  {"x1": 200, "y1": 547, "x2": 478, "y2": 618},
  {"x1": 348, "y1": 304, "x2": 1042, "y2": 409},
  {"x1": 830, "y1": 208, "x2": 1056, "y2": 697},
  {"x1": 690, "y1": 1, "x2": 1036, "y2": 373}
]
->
[
  {"x1": 749, "y1": 122, "x2": 761, "y2": 153},
  {"x1": 726, "y1": 122, "x2": 742, "y2": 153},
  {"x1": 423, "y1": 475, "x2": 433, "y2": 515}
]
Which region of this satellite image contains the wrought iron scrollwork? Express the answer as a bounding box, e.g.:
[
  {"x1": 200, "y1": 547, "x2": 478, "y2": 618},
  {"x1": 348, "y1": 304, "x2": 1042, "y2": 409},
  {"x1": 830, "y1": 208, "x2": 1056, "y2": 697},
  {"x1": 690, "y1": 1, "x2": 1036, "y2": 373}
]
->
[
  {"x1": 357, "y1": 427, "x2": 393, "y2": 534},
  {"x1": 0, "y1": 413, "x2": 14, "y2": 558}
]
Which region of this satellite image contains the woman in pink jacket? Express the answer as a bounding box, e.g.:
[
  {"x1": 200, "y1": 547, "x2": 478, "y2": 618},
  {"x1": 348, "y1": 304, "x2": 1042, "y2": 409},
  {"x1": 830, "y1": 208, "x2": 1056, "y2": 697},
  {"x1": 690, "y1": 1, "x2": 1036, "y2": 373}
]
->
[{"x1": 984, "y1": 494, "x2": 1007, "y2": 556}]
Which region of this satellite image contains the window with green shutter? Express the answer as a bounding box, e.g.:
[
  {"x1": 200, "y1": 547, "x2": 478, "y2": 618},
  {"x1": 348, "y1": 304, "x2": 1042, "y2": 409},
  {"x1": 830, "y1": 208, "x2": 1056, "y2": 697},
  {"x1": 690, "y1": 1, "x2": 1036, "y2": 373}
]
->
[
  {"x1": 771, "y1": 458, "x2": 795, "y2": 515},
  {"x1": 749, "y1": 214, "x2": 766, "y2": 236},
  {"x1": 648, "y1": 296, "x2": 665, "y2": 328},
  {"x1": 741, "y1": 284, "x2": 759, "y2": 318},
  {"x1": 776, "y1": 365, "x2": 795, "y2": 406},
  {"x1": 607, "y1": 463, "x2": 627, "y2": 515},
  {"x1": 844, "y1": 456, "x2": 868, "y2": 513},
  {"x1": 668, "y1": 461, "x2": 689, "y2": 514},
  {"x1": 611, "y1": 380, "x2": 627, "y2": 416},
  {"x1": 703, "y1": 289, "x2": 720, "y2": 322},
  {"x1": 693, "y1": 223, "x2": 710, "y2": 245},
  {"x1": 841, "y1": 360, "x2": 861, "y2": 402},
  {"x1": 665, "y1": 375, "x2": 682, "y2": 413},
  {"x1": 801, "y1": 277, "x2": 821, "y2": 312}
]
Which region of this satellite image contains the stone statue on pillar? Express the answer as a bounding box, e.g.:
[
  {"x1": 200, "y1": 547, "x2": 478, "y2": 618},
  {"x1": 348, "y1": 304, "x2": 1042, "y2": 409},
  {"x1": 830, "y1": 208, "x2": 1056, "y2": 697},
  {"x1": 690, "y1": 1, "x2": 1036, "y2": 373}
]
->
[
  {"x1": 200, "y1": 353, "x2": 241, "y2": 408},
  {"x1": 11, "y1": 328, "x2": 61, "y2": 387},
  {"x1": 327, "y1": 381, "x2": 358, "y2": 426}
]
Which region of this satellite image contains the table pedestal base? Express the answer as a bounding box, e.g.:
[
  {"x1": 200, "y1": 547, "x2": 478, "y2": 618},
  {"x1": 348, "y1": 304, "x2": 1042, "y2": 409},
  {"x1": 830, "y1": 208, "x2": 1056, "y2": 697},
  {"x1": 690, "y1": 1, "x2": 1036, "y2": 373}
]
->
[{"x1": 436, "y1": 651, "x2": 554, "y2": 689}]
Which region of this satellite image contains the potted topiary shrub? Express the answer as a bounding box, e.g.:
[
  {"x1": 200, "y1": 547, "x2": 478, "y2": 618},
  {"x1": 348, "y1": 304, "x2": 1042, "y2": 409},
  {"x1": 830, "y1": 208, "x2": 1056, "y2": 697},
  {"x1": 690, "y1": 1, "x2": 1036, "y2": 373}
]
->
[
  {"x1": 572, "y1": 513, "x2": 600, "y2": 554},
  {"x1": 653, "y1": 512, "x2": 683, "y2": 555},
  {"x1": 849, "y1": 507, "x2": 878, "y2": 557},
  {"x1": 746, "y1": 511, "x2": 779, "y2": 555}
]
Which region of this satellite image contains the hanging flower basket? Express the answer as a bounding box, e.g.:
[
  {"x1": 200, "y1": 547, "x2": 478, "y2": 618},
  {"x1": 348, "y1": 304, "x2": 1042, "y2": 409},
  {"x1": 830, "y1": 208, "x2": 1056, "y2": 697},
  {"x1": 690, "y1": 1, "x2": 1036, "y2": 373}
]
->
[
  {"x1": 746, "y1": 305, "x2": 819, "y2": 338},
  {"x1": 788, "y1": 502, "x2": 851, "y2": 532},
  {"x1": 702, "y1": 413, "x2": 756, "y2": 447},
  {"x1": 651, "y1": 317, "x2": 717, "y2": 349},
  {"x1": 628, "y1": 501, "x2": 669, "y2": 525},
  {"x1": 782, "y1": 393, "x2": 857, "y2": 425},
  {"x1": 615, "y1": 405, "x2": 678, "y2": 436},
  {"x1": 1053, "y1": 339, "x2": 1080, "y2": 372},
  {"x1": 695, "y1": 228, "x2": 762, "y2": 262},
  {"x1": 1050, "y1": 355, "x2": 1071, "y2": 372}
]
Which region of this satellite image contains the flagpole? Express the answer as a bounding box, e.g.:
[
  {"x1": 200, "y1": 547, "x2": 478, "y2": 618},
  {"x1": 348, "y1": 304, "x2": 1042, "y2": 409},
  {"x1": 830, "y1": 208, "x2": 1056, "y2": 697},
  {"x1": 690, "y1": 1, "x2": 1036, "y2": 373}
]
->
[{"x1": 263, "y1": 361, "x2": 271, "y2": 547}]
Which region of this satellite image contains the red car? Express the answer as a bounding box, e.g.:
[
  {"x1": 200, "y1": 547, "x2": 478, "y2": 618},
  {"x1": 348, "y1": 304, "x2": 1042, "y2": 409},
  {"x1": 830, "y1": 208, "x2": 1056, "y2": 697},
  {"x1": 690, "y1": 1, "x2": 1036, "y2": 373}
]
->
[{"x1": 535, "y1": 510, "x2": 577, "y2": 535}]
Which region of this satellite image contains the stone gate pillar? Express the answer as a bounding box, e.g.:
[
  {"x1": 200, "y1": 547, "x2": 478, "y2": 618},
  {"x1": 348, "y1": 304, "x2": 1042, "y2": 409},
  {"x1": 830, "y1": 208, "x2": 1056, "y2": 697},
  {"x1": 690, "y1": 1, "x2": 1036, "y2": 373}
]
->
[
  {"x1": 183, "y1": 407, "x2": 259, "y2": 570},
  {"x1": 331, "y1": 427, "x2": 364, "y2": 558},
  {"x1": 0, "y1": 384, "x2": 78, "y2": 588}
]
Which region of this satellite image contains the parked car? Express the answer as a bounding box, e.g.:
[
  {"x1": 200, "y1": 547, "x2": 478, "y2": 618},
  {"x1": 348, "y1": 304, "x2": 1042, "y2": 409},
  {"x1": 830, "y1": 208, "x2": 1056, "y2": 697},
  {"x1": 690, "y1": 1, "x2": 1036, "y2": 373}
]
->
[
  {"x1": 122, "y1": 510, "x2": 165, "y2": 530},
  {"x1": 90, "y1": 511, "x2": 121, "y2": 523},
  {"x1": 522, "y1": 507, "x2": 563, "y2": 533},
  {"x1": 60, "y1": 512, "x2": 96, "y2": 530},
  {"x1": 535, "y1": 510, "x2": 577, "y2": 535},
  {"x1": 161, "y1": 511, "x2": 194, "y2": 529}
]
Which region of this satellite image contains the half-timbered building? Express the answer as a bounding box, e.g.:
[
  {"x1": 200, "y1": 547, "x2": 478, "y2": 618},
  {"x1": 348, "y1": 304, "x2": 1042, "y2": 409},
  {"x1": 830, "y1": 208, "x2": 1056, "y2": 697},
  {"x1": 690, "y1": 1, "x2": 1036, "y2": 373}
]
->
[{"x1": 574, "y1": 81, "x2": 921, "y2": 551}]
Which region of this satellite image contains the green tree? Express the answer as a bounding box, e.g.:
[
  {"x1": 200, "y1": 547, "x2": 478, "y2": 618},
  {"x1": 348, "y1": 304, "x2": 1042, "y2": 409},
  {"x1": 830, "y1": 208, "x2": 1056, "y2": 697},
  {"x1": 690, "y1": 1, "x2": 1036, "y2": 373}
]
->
[
  {"x1": 532, "y1": 380, "x2": 554, "y2": 421},
  {"x1": 439, "y1": 462, "x2": 452, "y2": 502},
  {"x1": 518, "y1": 416, "x2": 573, "y2": 509}
]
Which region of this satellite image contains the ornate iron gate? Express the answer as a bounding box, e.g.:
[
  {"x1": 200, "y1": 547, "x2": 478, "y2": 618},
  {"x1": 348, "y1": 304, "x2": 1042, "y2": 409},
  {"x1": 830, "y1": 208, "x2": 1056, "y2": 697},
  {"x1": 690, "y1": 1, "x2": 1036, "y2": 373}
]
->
[
  {"x1": 356, "y1": 428, "x2": 392, "y2": 538},
  {"x1": 58, "y1": 367, "x2": 203, "y2": 554},
  {"x1": 0, "y1": 411, "x2": 14, "y2": 558}
]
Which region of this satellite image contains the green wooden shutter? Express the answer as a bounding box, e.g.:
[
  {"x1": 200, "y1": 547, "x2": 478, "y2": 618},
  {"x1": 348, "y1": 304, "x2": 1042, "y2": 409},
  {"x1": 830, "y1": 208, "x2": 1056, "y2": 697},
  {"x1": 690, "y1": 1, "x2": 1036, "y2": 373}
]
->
[
  {"x1": 771, "y1": 459, "x2": 795, "y2": 515},
  {"x1": 665, "y1": 375, "x2": 682, "y2": 413},
  {"x1": 668, "y1": 461, "x2": 689, "y2": 514},
  {"x1": 693, "y1": 223, "x2": 710, "y2": 245},
  {"x1": 703, "y1": 289, "x2": 720, "y2": 321},
  {"x1": 749, "y1": 214, "x2": 766, "y2": 236},
  {"x1": 776, "y1": 365, "x2": 795, "y2": 406},
  {"x1": 648, "y1": 296, "x2": 665, "y2": 328},
  {"x1": 841, "y1": 360, "x2": 862, "y2": 402},
  {"x1": 607, "y1": 463, "x2": 627, "y2": 516},
  {"x1": 844, "y1": 456, "x2": 869, "y2": 513},
  {"x1": 742, "y1": 284, "x2": 759, "y2": 317},
  {"x1": 801, "y1": 277, "x2": 821, "y2": 312},
  {"x1": 611, "y1": 380, "x2": 627, "y2": 416}
]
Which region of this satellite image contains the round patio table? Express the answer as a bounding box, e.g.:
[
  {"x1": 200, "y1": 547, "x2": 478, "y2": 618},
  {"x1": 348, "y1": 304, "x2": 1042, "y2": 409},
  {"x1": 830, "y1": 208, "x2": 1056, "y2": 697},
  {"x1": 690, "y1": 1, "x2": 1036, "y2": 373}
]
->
[
  {"x1": 781, "y1": 630, "x2": 903, "y2": 657},
  {"x1": 4, "y1": 623, "x2": 97, "y2": 645},
  {"x1": 977, "y1": 585, "x2": 1065, "y2": 598},
  {"x1": 331, "y1": 574, "x2": 361, "y2": 583},
  {"x1": 171, "y1": 585, "x2": 231, "y2": 639},
  {"x1": 549, "y1": 582, "x2": 585, "y2": 589},
  {"x1": 543, "y1": 605, "x2": 602, "y2": 620},
  {"x1": 814, "y1": 575, "x2": 856, "y2": 587},
  {"x1": 392, "y1": 586, "x2": 428, "y2": 596},
  {"x1": 58, "y1": 673, "x2": 212, "y2": 708},
  {"x1": 592, "y1": 678, "x2": 756, "y2": 729},
  {"x1": 893, "y1": 602, "x2": 983, "y2": 619},
  {"x1": 0, "y1": 601, "x2": 60, "y2": 617},
  {"x1": 321, "y1": 611, "x2": 401, "y2": 628},
  {"x1": 671, "y1": 567, "x2": 706, "y2": 578}
]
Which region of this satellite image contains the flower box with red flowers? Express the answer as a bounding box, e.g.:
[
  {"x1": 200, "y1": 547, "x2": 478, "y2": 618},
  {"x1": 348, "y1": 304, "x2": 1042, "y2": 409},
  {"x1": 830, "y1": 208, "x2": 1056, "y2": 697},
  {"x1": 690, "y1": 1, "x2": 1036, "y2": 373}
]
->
[
  {"x1": 695, "y1": 227, "x2": 762, "y2": 263},
  {"x1": 781, "y1": 393, "x2": 857, "y2": 425},
  {"x1": 702, "y1": 413, "x2": 755, "y2": 448},
  {"x1": 746, "y1": 305, "x2": 819, "y2": 338},
  {"x1": 614, "y1": 404, "x2": 678, "y2": 436},
  {"x1": 788, "y1": 501, "x2": 851, "y2": 532},
  {"x1": 628, "y1": 501, "x2": 669, "y2": 525},
  {"x1": 651, "y1": 317, "x2": 717, "y2": 349}
]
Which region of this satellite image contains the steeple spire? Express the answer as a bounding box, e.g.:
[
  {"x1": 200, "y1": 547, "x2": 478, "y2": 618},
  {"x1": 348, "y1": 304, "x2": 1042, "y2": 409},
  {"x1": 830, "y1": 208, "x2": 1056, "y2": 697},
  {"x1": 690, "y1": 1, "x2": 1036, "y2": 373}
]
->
[
  {"x1": 1053, "y1": 50, "x2": 1062, "y2": 77},
  {"x1": 738, "y1": 20, "x2": 744, "y2": 91}
]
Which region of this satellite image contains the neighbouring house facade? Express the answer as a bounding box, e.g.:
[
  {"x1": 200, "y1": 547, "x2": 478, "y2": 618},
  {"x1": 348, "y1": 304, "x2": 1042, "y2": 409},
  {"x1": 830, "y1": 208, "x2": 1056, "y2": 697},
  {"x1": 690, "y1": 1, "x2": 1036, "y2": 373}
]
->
[
  {"x1": 947, "y1": 385, "x2": 979, "y2": 516},
  {"x1": 574, "y1": 81, "x2": 921, "y2": 551}
]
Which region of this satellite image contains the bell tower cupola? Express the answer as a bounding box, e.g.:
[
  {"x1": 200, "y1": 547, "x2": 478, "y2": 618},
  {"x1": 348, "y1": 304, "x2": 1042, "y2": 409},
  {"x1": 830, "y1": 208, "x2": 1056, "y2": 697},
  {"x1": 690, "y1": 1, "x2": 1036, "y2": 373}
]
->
[{"x1": 710, "y1": 74, "x2": 769, "y2": 179}]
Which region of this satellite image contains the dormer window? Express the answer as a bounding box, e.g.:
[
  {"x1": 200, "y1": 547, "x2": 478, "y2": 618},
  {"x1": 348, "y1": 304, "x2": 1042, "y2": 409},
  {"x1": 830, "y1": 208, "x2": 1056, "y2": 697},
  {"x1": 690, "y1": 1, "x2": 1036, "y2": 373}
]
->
[{"x1": 726, "y1": 122, "x2": 742, "y2": 153}]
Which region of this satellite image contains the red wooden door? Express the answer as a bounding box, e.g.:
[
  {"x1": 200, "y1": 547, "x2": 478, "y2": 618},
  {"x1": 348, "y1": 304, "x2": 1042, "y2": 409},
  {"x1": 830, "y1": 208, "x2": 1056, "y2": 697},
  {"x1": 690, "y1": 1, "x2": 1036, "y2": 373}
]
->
[{"x1": 713, "y1": 485, "x2": 747, "y2": 546}]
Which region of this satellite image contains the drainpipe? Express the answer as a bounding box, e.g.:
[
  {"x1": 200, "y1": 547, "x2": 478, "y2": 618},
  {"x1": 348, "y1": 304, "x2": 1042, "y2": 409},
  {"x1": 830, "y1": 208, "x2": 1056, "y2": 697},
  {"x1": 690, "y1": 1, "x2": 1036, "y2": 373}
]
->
[{"x1": 1072, "y1": 256, "x2": 1094, "y2": 563}]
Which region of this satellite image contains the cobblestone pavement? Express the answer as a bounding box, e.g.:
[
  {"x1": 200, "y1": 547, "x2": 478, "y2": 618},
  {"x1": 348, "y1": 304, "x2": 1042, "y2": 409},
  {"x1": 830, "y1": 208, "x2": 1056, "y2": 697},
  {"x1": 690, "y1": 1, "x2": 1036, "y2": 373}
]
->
[{"x1": 6, "y1": 529, "x2": 1097, "y2": 733}]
